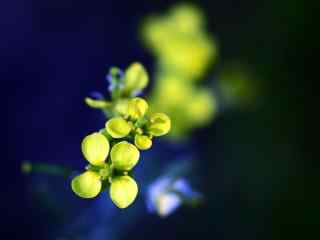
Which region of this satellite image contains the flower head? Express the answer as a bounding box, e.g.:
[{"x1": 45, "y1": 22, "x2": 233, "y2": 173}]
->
[{"x1": 72, "y1": 63, "x2": 171, "y2": 209}]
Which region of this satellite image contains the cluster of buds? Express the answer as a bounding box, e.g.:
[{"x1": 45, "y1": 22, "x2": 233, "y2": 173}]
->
[{"x1": 71, "y1": 63, "x2": 171, "y2": 209}]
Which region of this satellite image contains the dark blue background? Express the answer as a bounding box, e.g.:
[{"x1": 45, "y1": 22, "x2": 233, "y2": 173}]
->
[{"x1": 2, "y1": 0, "x2": 311, "y2": 239}]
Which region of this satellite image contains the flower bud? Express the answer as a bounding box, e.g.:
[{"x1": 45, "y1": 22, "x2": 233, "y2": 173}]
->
[
  {"x1": 109, "y1": 176, "x2": 138, "y2": 208},
  {"x1": 148, "y1": 113, "x2": 171, "y2": 136},
  {"x1": 105, "y1": 117, "x2": 132, "y2": 139},
  {"x1": 81, "y1": 132, "x2": 110, "y2": 166},
  {"x1": 128, "y1": 97, "x2": 148, "y2": 119},
  {"x1": 85, "y1": 97, "x2": 110, "y2": 109},
  {"x1": 134, "y1": 134, "x2": 152, "y2": 150},
  {"x1": 123, "y1": 62, "x2": 149, "y2": 96},
  {"x1": 71, "y1": 171, "x2": 102, "y2": 198},
  {"x1": 111, "y1": 141, "x2": 140, "y2": 171}
]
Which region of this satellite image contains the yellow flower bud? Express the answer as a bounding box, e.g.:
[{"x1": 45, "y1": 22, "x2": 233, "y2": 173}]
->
[
  {"x1": 105, "y1": 117, "x2": 132, "y2": 139},
  {"x1": 111, "y1": 141, "x2": 140, "y2": 171},
  {"x1": 109, "y1": 176, "x2": 138, "y2": 208},
  {"x1": 123, "y1": 62, "x2": 149, "y2": 95},
  {"x1": 134, "y1": 134, "x2": 152, "y2": 150},
  {"x1": 81, "y1": 133, "x2": 110, "y2": 166},
  {"x1": 148, "y1": 113, "x2": 171, "y2": 136},
  {"x1": 128, "y1": 97, "x2": 148, "y2": 119},
  {"x1": 71, "y1": 171, "x2": 102, "y2": 198}
]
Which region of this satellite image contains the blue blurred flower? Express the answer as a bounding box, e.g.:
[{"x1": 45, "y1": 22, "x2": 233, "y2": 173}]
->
[{"x1": 146, "y1": 177, "x2": 202, "y2": 217}]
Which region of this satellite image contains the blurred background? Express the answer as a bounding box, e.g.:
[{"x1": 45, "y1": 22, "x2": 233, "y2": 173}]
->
[{"x1": 1, "y1": 0, "x2": 311, "y2": 239}]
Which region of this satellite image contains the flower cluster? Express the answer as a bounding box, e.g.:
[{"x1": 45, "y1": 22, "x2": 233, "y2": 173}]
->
[
  {"x1": 141, "y1": 3, "x2": 217, "y2": 80},
  {"x1": 140, "y1": 4, "x2": 218, "y2": 138},
  {"x1": 71, "y1": 63, "x2": 171, "y2": 209}
]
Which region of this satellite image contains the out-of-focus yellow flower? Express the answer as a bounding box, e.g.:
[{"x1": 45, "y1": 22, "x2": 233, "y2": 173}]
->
[
  {"x1": 148, "y1": 113, "x2": 171, "y2": 136},
  {"x1": 140, "y1": 4, "x2": 217, "y2": 80},
  {"x1": 169, "y1": 3, "x2": 204, "y2": 33},
  {"x1": 109, "y1": 176, "x2": 138, "y2": 209},
  {"x1": 139, "y1": 4, "x2": 217, "y2": 138},
  {"x1": 134, "y1": 134, "x2": 152, "y2": 150},
  {"x1": 81, "y1": 133, "x2": 110, "y2": 166},
  {"x1": 111, "y1": 141, "x2": 140, "y2": 171},
  {"x1": 151, "y1": 76, "x2": 192, "y2": 108},
  {"x1": 186, "y1": 89, "x2": 217, "y2": 125},
  {"x1": 123, "y1": 62, "x2": 149, "y2": 96},
  {"x1": 105, "y1": 117, "x2": 132, "y2": 139},
  {"x1": 71, "y1": 171, "x2": 102, "y2": 198},
  {"x1": 128, "y1": 97, "x2": 148, "y2": 119},
  {"x1": 160, "y1": 35, "x2": 216, "y2": 80},
  {"x1": 149, "y1": 75, "x2": 217, "y2": 138}
]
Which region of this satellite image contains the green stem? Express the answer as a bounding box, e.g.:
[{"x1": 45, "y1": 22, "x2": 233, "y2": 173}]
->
[{"x1": 21, "y1": 162, "x2": 73, "y2": 177}]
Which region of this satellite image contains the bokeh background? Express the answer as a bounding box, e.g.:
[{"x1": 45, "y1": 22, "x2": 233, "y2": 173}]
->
[{"x1": 2, "y1": 0, "x2": 311, "y2": 239}]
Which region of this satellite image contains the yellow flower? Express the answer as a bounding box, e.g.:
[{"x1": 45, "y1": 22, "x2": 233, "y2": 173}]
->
[
  {"x1": 110, "y1": 141, "x2": 140, "y2": 171},
  {"x1": 148, "y1": 113, "x2": 171, "y2": 136},
  {"x1": 134, "y1": 134, "x2": 152, "y2": 150},
  {"x1": 123, "y1": 62, "x2": 149, "y2": 96},
  {"x1": 109, "y1": 176, "x2": 138, "y2": 208},
  {"x1": 81, "y1": 132, "x2": 110, "y2": 166},
  {"x1": 105, "y1": 117, "x2": 132, "y2": 138},
  {"x1": 71, "y1": 171, "x2": 102, "y2": 198},
  {"x1": 128, "y1": 97, "x2": 148, "y2": 119}
]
